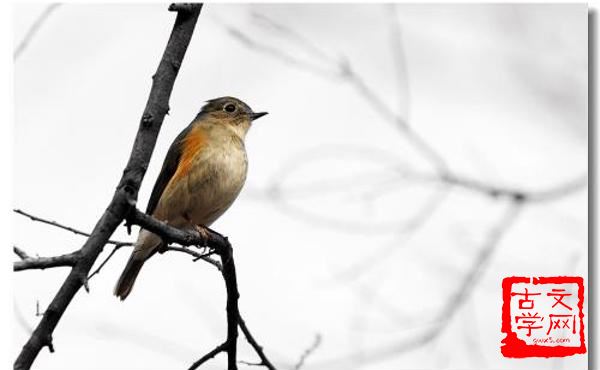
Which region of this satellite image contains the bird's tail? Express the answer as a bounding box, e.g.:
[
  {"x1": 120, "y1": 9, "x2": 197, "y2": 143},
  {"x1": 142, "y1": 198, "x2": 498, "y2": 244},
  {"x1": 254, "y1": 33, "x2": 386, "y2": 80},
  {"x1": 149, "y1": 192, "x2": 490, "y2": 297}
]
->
[
  {"x1": 114, "y1": 254, "x2": 145, "y2": 300},
  {"x1": 114, "y1": 230, "x2": 161, "y2": 300}
]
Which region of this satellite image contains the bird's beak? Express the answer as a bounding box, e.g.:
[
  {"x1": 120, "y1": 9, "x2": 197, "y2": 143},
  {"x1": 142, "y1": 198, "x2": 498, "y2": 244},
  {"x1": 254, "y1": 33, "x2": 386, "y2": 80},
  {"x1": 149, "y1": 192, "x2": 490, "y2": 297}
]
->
[{"x1": 250, "y1": 112, "x2": 268, "y2": 121}]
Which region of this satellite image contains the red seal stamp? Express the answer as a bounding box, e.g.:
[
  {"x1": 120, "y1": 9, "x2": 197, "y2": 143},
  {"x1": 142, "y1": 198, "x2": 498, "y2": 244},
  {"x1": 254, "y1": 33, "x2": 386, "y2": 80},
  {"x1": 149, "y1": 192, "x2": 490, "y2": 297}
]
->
[{"x1": 501, "y1": 276, "x2": 586, "y2": 358}]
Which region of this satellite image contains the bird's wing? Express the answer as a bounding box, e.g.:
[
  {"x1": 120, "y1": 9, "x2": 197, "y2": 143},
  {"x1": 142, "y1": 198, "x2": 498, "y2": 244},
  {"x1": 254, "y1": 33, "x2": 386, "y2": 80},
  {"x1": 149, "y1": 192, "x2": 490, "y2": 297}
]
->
[{"x1": 145, "y1": 124, "x2": 194, "y2": 215}]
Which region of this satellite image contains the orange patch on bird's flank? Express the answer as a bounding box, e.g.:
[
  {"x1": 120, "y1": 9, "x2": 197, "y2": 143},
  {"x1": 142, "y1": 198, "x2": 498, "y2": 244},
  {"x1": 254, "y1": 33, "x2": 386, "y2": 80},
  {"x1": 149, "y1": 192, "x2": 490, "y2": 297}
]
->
[{"x1": 172, "y1": 125, "x2": 207, "y2": 183}]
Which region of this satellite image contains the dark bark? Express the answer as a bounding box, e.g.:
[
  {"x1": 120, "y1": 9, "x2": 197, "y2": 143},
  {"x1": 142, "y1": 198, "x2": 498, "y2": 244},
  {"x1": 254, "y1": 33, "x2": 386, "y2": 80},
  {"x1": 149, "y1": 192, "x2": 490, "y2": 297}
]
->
[
  {"x1": 129, "y1": 209, "x2": 240, "y2": 370},
  {"x1": 239, "y1": 316, "x2": 278, "y2": 370},
  {"x1": 13, "y1": 247, "x2": 79, "y2": 271},
  {"x1": 16, "y1": 207, "x2": 278, "y2": 370},
  {"x1": 14, "y1": 5, "x2": 203, "y2": 370}
]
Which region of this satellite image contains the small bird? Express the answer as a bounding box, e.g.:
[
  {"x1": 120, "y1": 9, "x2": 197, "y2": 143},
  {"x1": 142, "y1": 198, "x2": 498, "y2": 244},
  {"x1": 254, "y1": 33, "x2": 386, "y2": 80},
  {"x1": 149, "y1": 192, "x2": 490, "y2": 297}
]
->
[{"x1": 114, "y1": 96, "x2": 267, "y2": 300}]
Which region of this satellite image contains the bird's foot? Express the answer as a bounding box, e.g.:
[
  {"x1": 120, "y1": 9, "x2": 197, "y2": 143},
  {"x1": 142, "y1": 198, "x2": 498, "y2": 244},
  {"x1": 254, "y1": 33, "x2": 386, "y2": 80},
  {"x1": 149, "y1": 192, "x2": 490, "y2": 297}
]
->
[{"x1": 194, "y1": 224, "x2": 211, "y2": 246}]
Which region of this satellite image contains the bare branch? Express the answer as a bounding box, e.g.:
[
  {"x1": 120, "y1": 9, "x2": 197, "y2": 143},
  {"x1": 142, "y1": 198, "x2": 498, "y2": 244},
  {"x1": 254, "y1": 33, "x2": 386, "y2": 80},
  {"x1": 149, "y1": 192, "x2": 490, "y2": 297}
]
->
[
  {"x1": 14, "y1": 209, "x2": 131, "y2": 247},
  {"x1": 14, "y1": 247, "x2": 79, "y2": 272},
  {"x1": 14, "y1": 209, "x2": 220, "y2": 281},
  {"x1": 127, "y1": 209, "x2": 241, "y2": 370},
  {"x1": 319, "y1": 201, "x2": 524, "y2": 367},
  {"x1": 87, "y1": 244, "x2": 126, "y2": 280},
  {"x1": 163, "y1": 245, "x2": 222, "y2": 270},
  {"x1": 220, "y1": 22, "x2": 335, "y2": 79},
  {"x1": 13, "y1": 246, "x2": 29, "y2": 260},
  {"x1": 440, "y1": 172, "x2": 588, "y2": 203},
  {"x1": 17, "y1": 205, "x2": 273, "y2": 370},
  {"x1": 386, "y1": 4, "x2": 411, "y2": 120},
  {"x1": 249, "y1": 12, "x2": 335, "y2": 64},
  {"x1": 128, "y1": 209, "x2": 230, "y2": 252},
  {"x1": 239, "y1": 316, "x2": 277, "y2": 370},
  {"x1": 293, "y1": 334, "x2": 321, "y2": 370},
  {"x1": 14, "y1": 5, "x2": 203, "y2": 369},
  {"x1": 222, "y1": 14, "x2": 589, "y2": 203},
  {"x1": 221, "y1": 15, "x2": 448, "y2": 172},
  {"x1": 14, "y1": 3, "x2": 61, "y2": 60},
  {"x1": 189, "y1": 342, "x2": 229, "y2": 370},
  {"x1": 15, "y1": 6, "x2": 277, "y2": 370},
  {"x1": 168, "y1": 3, "x2": 202, "y2": 13}
]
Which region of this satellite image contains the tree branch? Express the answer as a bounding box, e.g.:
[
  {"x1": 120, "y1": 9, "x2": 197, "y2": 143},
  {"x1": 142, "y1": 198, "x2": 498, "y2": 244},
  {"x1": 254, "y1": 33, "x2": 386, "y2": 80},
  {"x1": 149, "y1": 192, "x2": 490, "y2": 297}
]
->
[
  {"x1": 14, "y1": 5, "x2": 203, "y2": 370},
  {"x1": 14, "y1": 209, "x2": 131, "y2": 246},
  {"x1": 127, "y1": 209, "x2": 241, "y2": 370},
  {"x1": 13, "y1": 247, "x2": 79, "y2": 271},
  {"x1": 239, "y1": 315, "x2": 277, "y2": 370},
  {"x1": 319, "y1": 200, "x2": 524, "y2": 368},
  {"x1": 14, "y1": 3, "x2": 61, "y2": 60},
  {"x1": 293, "y1": 334, "x2": 321, "y2": 370},
  {"x1": 188, "y1": 342, "x2": 229, "y2": 370},
  {"x1": 162, "y1": 245, "x2": 222, "y2": 270},
  {"x1": 15, "y1": 206, "x2": 275, "y2": 370},
  {"x1": 223, "y1": 14, "x2": 587, "y2": 205},
  {"x1": 13, "y1": 208, "x2": 222, "y2": 277},
  {"x1": 87, "y1": 244, "x2": 127, "y2": 280}
]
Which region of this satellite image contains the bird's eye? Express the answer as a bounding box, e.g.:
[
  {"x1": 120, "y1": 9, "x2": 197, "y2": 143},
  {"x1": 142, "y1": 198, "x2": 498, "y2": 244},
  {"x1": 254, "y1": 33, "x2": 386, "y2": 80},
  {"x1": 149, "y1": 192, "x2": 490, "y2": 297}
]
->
[{"x1": 224, "y1": 103, "x2": 236, "y2": 113}]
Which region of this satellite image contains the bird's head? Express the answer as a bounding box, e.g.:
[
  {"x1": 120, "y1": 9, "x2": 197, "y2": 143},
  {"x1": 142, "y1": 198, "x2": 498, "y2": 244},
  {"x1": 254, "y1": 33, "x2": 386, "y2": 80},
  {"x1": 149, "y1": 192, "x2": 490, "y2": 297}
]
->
[{"x1": 198, "y1": 96, "x2": 267, "y2": 138}]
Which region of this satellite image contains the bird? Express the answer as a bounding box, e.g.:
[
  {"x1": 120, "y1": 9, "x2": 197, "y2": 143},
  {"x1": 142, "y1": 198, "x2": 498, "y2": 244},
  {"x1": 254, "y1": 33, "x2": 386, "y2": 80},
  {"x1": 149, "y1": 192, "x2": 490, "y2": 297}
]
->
[{"x1": 114, "y1": 96, "x2": 267, "y2": 300}]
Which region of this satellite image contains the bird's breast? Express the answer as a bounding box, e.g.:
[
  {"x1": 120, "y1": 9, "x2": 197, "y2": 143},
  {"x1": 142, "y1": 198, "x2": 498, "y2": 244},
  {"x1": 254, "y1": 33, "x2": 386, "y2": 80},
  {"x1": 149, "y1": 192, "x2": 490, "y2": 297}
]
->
[{"x1": 184, "y1": 135, "x2": 248, "y2": 225}]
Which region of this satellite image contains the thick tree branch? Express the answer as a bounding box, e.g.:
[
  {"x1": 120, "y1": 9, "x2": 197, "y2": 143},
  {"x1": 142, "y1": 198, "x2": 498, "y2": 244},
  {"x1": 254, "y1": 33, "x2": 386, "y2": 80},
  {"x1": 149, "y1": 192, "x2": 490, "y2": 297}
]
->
[
  {"x1": 222, "y1": 243, "x2": 240, "y2": 370},
  {"x1": 14, "y1": 5, "x2": 203, "y2": 370}
]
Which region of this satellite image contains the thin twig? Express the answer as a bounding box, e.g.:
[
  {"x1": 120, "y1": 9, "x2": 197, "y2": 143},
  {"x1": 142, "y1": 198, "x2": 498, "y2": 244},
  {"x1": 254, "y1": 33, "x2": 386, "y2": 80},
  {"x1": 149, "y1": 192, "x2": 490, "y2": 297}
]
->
[
  {"x1": 293, "y1": 334, "x2": 321, "y2": 370},
  {"x1": 14, "y1": 3, "x2": 61, "y2": 60},
  {"x1": 164, "y1": 246, "x2": 222, "y2": 270},
  {"x1": 14, "y1": 209, "x2": 131, "y2": 246},
  {"x1": 14, "y1": 209, "x2": 221, "y2": 278},
  {"x1": 13, "y1": 246, "x2": 29, "y2": 260},
  {"x1": 317, "y1": 201, "x2": 524, "y2": 368},
  {"x1": 87, "y1": 244, "x2": 127, "y2": 280},
  {"x1": 238, "y1": 316, "x2": 277, "y2": 370},
  {"x1": 188, "y1": 342, "x2": 229, "y2": 370}
]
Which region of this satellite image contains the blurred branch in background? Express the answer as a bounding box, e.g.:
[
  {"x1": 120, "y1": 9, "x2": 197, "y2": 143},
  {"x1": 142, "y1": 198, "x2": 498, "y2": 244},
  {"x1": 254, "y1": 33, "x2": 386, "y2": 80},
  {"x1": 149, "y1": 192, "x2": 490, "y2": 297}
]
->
[
  {"x1": 219, "y1": 5, "x2": 588, "y2": 366},
  {"x1": 14, "y1": 3, "x2": 61, "y2": 60},
  {"x1": 293, "y1": 334, "x2": 322, "y2": 370},
  {"x1": 320, "y1": 201, "x2": 524, "y2": 368},
  {"x1": 222, "y1": 9, "x2": 586, "y2": 197}
]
